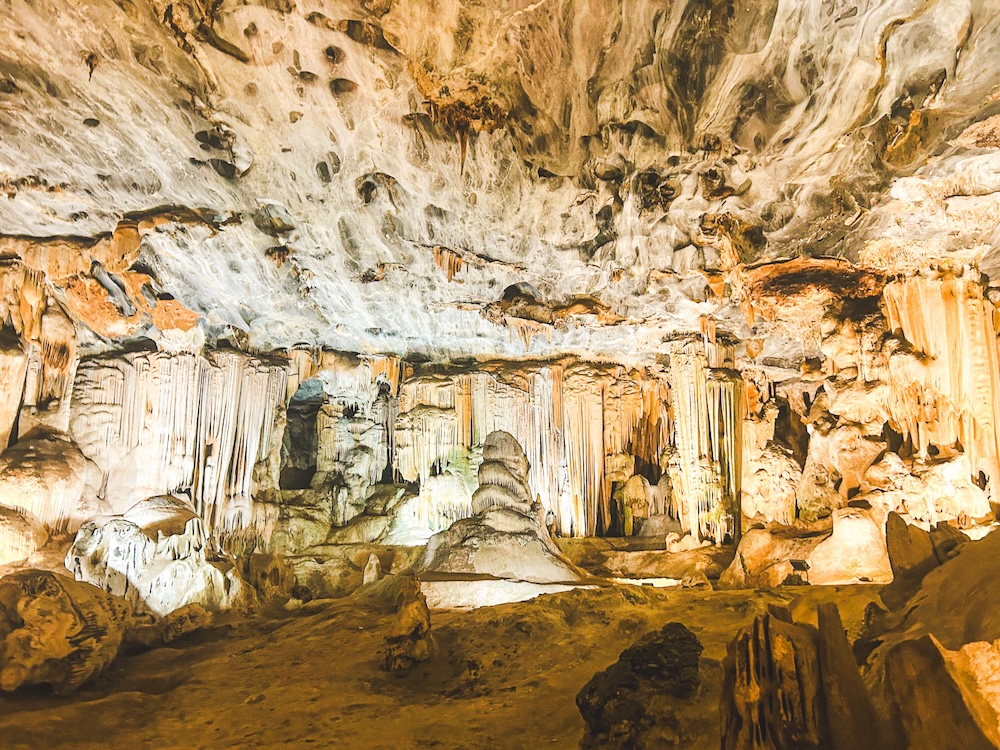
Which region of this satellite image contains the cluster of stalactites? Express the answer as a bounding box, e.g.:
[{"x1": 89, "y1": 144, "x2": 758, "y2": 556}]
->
[
  {"x1": 394, "y1": 363, "x2": 671, "y2": 537},
  {"x1": 70, "y1": 350, "x2": 287, "y2": 538},
  {"x1": 882, "y1": 273, "x2": 1000, "y2": 485},
  {"x1": 0, "y1": 261, "x2": 79, "y2": 443},
  {"x1": 316, "y1": 400, "x2": 390, "y2": 487},
  {"x1": 669, "y1": 340, "x2": 745, "y2": 543},
  {"x1": 288, "y1": 349, "x2": 403, "y2": 403},
  {"x1": 289, "y1": 350, "x2": 402, "y2": 490}
]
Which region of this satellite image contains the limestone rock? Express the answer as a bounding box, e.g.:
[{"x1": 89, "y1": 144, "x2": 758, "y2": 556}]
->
[
  {"x1": 882, "y1": 512, "x2": 940, "y2": 610},
  {"x1": 815, "y1": 603, "x2": 894, "y2": 750},
  {"x1": 885, "y1": 635, "x2": 997, "y2": 750},
  {"x1": 807, "y1": 507, "x2": 892, "y2": 585},
  {"x1": 721, "y1": 612, "x2": 825, "y2": 750},
  {"x1": 859, "y1": 453, "x2": 991, "y2": 524},
  {"x1": 382, "y1": 576, "x2": 433, "y2": 672},
  {"x1": 721, "y1": 607, "x2": 895, "y2": 750},
  {"x1": 796, "y1": 425, "x2": 886, "y2": 521},
  {"x1": 125, "y1": 603, "x2": 214, "y2": 650},
  {"x1": 66, "y1": 495, "x2": 257, "y2": 616},
  {"x1": 577, "y1": 622, "x2": 712, "y2": 750},
  {"x1": 0, "y1": 570, "x2": 129, "y2": 694},
  {"x1": 741, "y1": 443, "x2": 801, "y2": 526},
  {"x1": 419, "y1": 431, "x2": 582, "y2": 584},
  {"x1": 0, "y1": 428, "x2": 102, "y2": 534},
  {"x1": 0, "y1": 506, "x2": 47, "y2": 567},
  {"x1": 240, "y1": 553, "x2": 295, "y2": 604},
  {"x1": 720, "y1": 508, "x2": 892, "y2": 588}
]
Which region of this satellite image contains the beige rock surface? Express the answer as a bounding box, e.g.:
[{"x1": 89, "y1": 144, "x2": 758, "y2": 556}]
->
[{"x1": 0, "y1": 570, "x2": 129, "y2": 695}]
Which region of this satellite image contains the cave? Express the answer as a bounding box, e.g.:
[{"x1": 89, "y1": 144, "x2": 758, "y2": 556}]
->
[{"x1": 1, "y1": 1, "x2": 1000, "y2": 748}]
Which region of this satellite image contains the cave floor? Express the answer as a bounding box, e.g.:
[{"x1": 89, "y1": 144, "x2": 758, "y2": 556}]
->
[{"x1": 0, "y1": 584, "x2": 882, "y2": 750}]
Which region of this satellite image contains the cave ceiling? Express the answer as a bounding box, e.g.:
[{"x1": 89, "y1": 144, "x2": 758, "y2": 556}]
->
[{"x1": 2, "y1": 0, "x2": 1000, "y2": 365}]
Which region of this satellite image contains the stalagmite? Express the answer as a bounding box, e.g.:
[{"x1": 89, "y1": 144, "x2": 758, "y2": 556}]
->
[
  {"x1": 394, "y1": 362, "x2": 670, "y2": 538},
  {"x1": 0, "y1": 428, "x2": 102, "y2": 534},
  {"x1": 419, "y1": 430, "x2": 583, "y2": 584}
]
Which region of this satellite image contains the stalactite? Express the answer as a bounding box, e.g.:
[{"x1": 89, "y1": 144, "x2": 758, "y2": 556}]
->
[
  {"x1": 706, "y1": 369, "x2": 744, "y2": 542},
  {"x1": 563, "y1": 364, "x2": 607, "y2": 535},
  {"x1": 0, "y1": 333, "x2": 27, "y2": 448},
  {"x1": 433, "y1": 245, "x2": 464, "y2": 282},
  {"x1": 669, "y1": 340, "x2": 744, "y2": 543},
  {"x1": 882, "y1": 272, "x2": 1000, "y2": 486},
  {"x1": 70, "y1": 350, "x2": 287, "y2": 538},
  {"x1": 507, "y1": 317, "x2": 551, "y2": 352},
  {"x1": 392, "y1": 361, "x2": 672, "y2": 537},
  {"x1": 367, "y1": 354, "x2": 403, "y2": 397}
]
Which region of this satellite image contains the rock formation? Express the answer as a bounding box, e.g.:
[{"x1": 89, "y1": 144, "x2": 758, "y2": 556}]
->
[
  {"x1": 0, "y1": 570, "x2": 129, "y2": 694},
  {"x1": 721, "y1": 605, "x2": 895, "y2": 750},
  {"x1": 66, "y1": 495, "x2": 256, "y2": 616},
  {"x1": 577, "y1": 621, "x2": 711, "y2": 749},
  {"x1": 4, "y1": 0, "x2": 1000, "y2": 743},
  {"x1": 381, "y1": 575, "x2": 433, "y2": 672},
  {"x1": 721, "y1": 506, "x2": 893, "y2": 589},
  {"x1": 418, "y1": 431, "x2": 582, "y2": 584}
]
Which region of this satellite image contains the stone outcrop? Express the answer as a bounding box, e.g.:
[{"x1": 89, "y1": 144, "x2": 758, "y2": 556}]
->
[
  {"x1": 66, "y1": 495, "x2": 257, "y2": 616},
  {"x1": 240, "y1": 553, "x2": 295, "y2": 604},
  {"x1": 124, "y1": 603, "x2": 214, "y2": 650},
  {"x1": 577, "y1": 622, "x2": 712, "y2": 749},
  {"x1": 720, "y1": 507, "x2": 892, "y2": 588},
  {"x1": 0, "y1": 428, "x2": 102, "y2": 535},
  {"x1": 381, "y1": 576, "x2": 433, "y2": 672},
  {"x1": 721, "y1": 605, "x2": 895, "y2": 750},
  {"x1": 0, "y1": 570, "x2": 129, "y2": 694},
  {"x1": 884, "y1": 635, "x2": 999, "y2": 750}
]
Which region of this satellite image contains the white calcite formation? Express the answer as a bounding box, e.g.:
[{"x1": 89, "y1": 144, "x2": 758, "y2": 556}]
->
[
  {"x1": 66, "y1": 495, "x2": 256, "y2": 616},
  {"x1": 70, "y1": 350, "x2": 287, "y2": 539},
  {"x1": 394, "y1": 362, "x2": 671, "y2": 538},
  {"x1": 668, "y1": 336, "x2": 744, "y2": 543},
  {"x1": 1, "y1": 0, "x2": 1000, "y2": 653},
  {"x1": 419, "y1": 431, "x2": 583, "y2": 584},
  {"x1": 0, "y1": 427, "x2": 103, "y2": 536}
]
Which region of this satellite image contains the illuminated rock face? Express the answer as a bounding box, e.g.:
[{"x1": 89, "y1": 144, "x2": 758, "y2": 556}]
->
[
  {"x1": 1, "y1": 0, "x2": 1000, "y2": 596},
  {"x1": 418, "y1": 430, "x2": 583, "y2": 584},
  {"x1": 0, "y1": 428, "x2": 102, "y2": 535},
  {"x1": 720, "y1": 507, "x2": 893, "y2": 589},
  {"x1": 66, "y1": 495, "x2": 257, "y2": 617},
  {"x1": 70, "y1": 350, "x2": 287, "y2": 540}
]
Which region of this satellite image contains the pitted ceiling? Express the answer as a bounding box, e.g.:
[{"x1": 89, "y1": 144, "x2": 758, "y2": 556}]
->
[{"x1": 2, "y1": 0, "x2": 1000, "y2": 363}]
